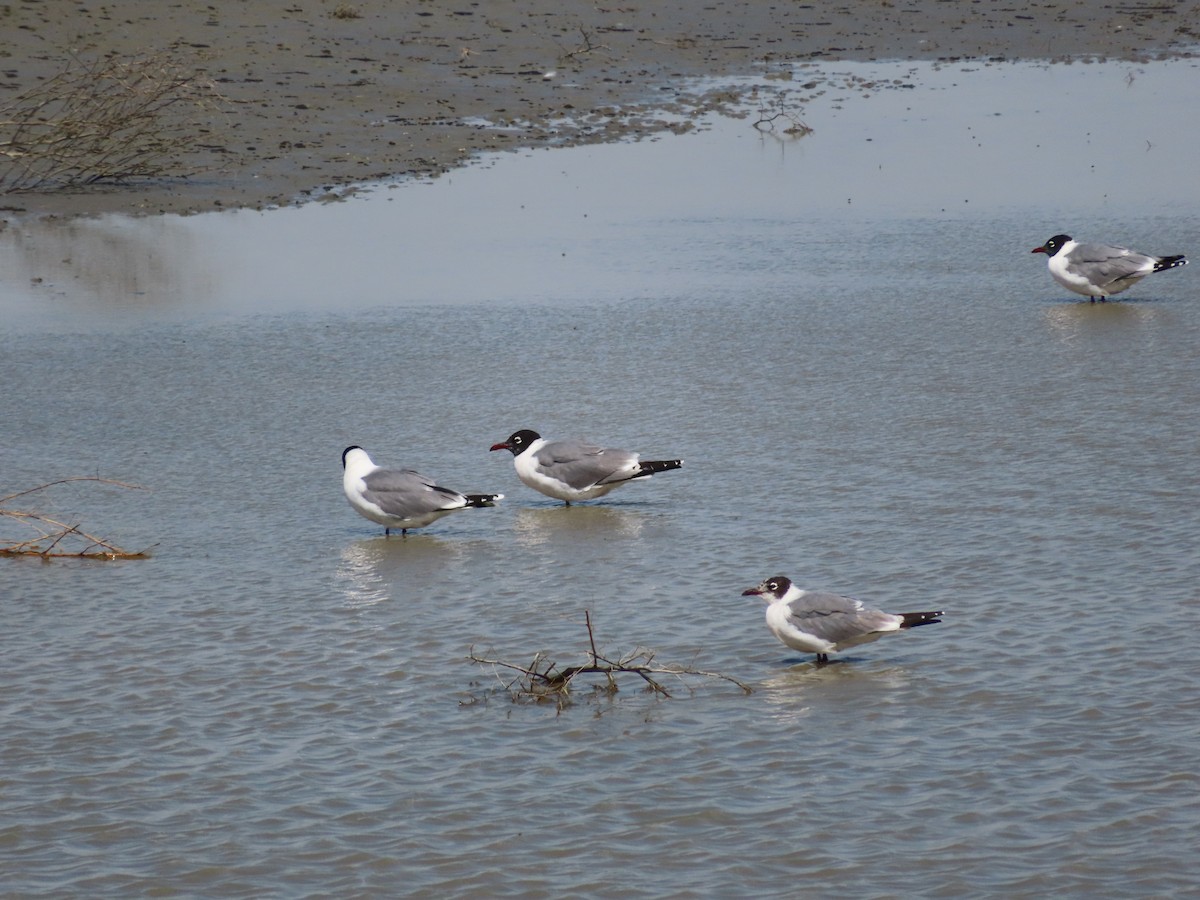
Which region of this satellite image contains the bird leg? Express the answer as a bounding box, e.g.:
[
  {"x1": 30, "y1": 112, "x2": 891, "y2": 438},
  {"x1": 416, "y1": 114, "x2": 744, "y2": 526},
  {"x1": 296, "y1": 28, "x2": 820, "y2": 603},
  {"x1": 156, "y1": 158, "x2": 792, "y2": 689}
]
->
[{"x1": 815, "y1": 653, "x2": 829, "y2": 665}]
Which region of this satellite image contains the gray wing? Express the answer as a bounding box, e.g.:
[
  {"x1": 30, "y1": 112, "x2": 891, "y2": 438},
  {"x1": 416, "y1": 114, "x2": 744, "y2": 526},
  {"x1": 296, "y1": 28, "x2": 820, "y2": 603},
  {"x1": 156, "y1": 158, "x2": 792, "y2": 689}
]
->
[
  {"x1": 1068, "y1": 243, "x2": 1154, "y2": 288},
  {"x1": 361, "y1": 468, "x2": 465, "y2": 517},
  {"x1": 785, "y1": 591, "x2": 899, "y2": 646},
  {"x1": 535, "y1": 440, "x2": 638, "y2": 490}
]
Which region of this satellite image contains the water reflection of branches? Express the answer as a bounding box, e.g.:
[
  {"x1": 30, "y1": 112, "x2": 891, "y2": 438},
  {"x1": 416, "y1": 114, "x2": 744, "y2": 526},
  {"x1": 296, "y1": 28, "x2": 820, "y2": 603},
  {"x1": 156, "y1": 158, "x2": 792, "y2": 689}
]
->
[
  {"x1": 2, "y1": 214, "x2": 205, "y2": 309},
  {"x1": 752, "y1": 90, "x2": 814, "y2": 140}
]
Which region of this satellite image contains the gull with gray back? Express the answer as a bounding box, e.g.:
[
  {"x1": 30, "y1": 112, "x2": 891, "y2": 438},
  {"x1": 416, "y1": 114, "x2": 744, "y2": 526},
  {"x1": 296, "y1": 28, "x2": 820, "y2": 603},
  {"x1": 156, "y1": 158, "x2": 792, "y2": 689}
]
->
[
  {"x1": 342, "y1": 445, "x2": 502, "y2": 535},
  {"x1": 742, "y1": 575, "x2": 943, "y2": 664},
  {"x1": 489, "y1": 429, "x2": 682, "y2": 505},
  {"x1": 1032, "y1": 233, "x2": 1186, "y2": 302}
]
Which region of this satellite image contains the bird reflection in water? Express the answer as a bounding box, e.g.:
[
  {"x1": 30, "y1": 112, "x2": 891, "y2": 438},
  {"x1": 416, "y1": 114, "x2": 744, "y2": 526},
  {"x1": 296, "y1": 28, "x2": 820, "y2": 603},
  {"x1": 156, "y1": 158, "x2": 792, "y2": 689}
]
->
[
  {"x1": 336, "y1": 536, "x2": 465, "y2": 608},
  {"x1": 512, "y1": 503, "x2": 647, "y2": 548}
]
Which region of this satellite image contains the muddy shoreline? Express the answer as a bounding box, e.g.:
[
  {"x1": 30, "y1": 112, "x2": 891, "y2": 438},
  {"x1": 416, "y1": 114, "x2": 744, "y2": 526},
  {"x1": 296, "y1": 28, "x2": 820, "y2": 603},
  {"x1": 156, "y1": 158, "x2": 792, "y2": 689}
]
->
[{"x1": 2, "y1": 0, "x2": 1195, "y2": 218}]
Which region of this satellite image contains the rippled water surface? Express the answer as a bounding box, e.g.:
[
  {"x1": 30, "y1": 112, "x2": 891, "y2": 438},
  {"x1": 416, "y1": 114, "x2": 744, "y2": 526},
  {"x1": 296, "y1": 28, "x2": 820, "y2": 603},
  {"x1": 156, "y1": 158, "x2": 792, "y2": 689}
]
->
[{"x1": 3, "y1": 60, "x2": 1199, "y2": 897}]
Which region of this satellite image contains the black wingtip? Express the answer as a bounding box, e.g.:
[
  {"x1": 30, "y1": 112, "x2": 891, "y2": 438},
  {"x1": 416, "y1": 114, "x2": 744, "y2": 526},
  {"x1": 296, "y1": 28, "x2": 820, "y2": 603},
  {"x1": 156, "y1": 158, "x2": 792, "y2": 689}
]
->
[
  {"x1": 639, "y1": 459, "x2": 683, "y2": 475},
  {"x1": 464, "y1": 493, "x2": 504, "y2": 507},
  {"x1": 899, "y1": 611, "x2": 944, "y2": 628},
  {"x1": 1153, "y1": 255, "x2": 1187, "y2": 272}
]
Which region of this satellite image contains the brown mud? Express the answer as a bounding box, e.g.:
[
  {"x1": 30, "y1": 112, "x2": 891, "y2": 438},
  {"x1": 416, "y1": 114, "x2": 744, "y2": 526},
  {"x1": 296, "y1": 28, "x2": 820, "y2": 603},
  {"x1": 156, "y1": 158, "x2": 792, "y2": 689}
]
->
[{"x1": 2, "y1": 0, "x2": 1195, "y2": 218}]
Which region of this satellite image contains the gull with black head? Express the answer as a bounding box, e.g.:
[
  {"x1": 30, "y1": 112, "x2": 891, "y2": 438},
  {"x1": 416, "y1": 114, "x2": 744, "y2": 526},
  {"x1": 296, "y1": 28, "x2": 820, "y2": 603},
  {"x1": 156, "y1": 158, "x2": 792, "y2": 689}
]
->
[
  {"x1": 489, "y1": 429, "x2": 682, "y2": 505},
  {"x1": 1032, "y1": 234, "x2": 1186, "y2": 302},
  {"x1": 742, "y1": 576, "x2": 943, "y2": 664}
]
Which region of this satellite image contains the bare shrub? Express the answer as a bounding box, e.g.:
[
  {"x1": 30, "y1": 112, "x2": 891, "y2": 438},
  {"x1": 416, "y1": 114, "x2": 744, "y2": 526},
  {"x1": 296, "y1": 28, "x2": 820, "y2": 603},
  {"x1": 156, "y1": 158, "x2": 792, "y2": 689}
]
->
[{"x1": 0, "y1": 52, "x2": 229, "y2": 193}]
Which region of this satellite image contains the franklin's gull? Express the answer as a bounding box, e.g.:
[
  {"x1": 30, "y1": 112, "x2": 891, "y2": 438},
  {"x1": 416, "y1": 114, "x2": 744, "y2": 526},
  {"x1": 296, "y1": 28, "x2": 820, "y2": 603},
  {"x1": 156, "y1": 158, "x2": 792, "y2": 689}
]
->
[
  {"x1": 742, "y1": 575, "x2": 943, "y2": 664},
  {"x1": 489, "y1": 429, "x2": 682, "y2": 505},
  {"x1": 342, "y1": 445, "x2": 502, "y2": 535},
  {"x1": 1032, "y1": 234, "x2": 1186, "y2": 302}
]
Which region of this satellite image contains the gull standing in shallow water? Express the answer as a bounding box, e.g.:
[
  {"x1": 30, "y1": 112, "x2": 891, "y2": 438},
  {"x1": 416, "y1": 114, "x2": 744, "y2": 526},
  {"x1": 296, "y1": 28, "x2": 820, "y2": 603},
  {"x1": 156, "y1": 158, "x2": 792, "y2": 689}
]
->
[
  {"x1": 742, "y1": 576, "x2": 943, "y2": 664},
  {"x1": 1032, "y1": 234, "x2": 1186, "y2": 302},
  {"x1": 341, "y1": 446, "x2": 502, "y2": 535},
  {"x1": 489, "y1": 429, "x2": 682, "y2": 505}
]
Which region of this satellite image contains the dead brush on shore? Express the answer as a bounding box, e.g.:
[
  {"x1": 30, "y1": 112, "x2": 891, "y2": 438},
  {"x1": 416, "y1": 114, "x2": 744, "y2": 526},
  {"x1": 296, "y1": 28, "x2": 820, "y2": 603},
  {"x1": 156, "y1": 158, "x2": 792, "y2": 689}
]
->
[{"x1": 0, "y1": 51, "x2": 229, "y2": 193}]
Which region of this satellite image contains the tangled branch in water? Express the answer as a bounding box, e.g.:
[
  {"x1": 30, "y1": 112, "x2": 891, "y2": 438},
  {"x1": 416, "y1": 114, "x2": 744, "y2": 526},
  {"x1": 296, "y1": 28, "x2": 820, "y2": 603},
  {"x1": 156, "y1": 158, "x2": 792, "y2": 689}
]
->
[
  {"x1": 752, "y1": 90, "x2": 814, "y2": 138},
  {"x1": 0, "y1": 477, "x2": 153, "y2": 560},
  {"x1": 466, "y1": 610, "x2": 752, "y2": 711}
]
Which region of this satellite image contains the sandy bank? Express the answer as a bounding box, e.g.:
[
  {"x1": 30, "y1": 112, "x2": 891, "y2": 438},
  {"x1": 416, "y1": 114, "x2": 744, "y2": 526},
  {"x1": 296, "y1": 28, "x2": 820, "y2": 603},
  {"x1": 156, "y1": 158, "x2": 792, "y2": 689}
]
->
[{"x1": 2, "y1": 0, "x2": 1195, "y2": 218}]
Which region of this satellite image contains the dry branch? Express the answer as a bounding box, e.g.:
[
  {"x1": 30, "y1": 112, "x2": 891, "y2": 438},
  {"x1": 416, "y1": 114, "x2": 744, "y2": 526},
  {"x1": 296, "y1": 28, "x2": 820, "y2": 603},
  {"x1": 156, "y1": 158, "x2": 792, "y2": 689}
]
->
[
  {"x1": 0, "y1": 51, "x2": 230, "y2": 193},
  {"x1": 466, "y1": 610, "x2": 752, "y2": 710},
  {"x1": 0, "y1": 477, "x2": 152, "y2": 560},
  {"x1": 751, "y1": 90, "x2": 814, "y2": 138},
  {"x1": 558, "y1": 26, "x2": 615, "y2": 62}
]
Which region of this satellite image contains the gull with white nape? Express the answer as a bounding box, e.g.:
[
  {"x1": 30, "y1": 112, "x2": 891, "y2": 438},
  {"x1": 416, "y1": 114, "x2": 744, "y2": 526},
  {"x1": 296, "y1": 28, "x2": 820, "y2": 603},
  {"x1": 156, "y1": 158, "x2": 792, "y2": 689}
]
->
[
  {"x1": 489, "y1": 429, "x2": 682, "y2": 506},
  {"x1": 341, "y1": 445, "x2": 503, "y2": 536},
  {"x1": 742, "y1": 576, "x2": 943, "y2": 664},
  {"x1": 1032, "y1": 234, "x2": 1186, "y2": 302}
]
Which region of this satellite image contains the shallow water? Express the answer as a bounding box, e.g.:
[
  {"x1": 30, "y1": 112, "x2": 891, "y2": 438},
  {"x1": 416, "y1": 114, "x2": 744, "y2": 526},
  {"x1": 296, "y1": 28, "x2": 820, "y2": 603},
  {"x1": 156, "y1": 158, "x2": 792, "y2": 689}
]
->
[{"x1": 3, "y1": 60, "x2": 1199, "y2": 896}]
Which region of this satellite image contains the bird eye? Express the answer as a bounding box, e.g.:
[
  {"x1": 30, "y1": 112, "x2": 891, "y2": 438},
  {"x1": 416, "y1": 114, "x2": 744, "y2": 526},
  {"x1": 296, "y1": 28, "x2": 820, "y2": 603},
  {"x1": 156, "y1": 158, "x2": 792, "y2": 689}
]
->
[{"x1": 768, "y1": 581, "x2": 778, "y2": 591}]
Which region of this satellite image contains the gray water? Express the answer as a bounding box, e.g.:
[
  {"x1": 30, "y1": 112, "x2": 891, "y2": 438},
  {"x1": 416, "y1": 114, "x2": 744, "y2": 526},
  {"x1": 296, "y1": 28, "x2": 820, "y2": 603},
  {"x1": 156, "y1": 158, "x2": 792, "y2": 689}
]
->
[{"x1": 2, "y1": 60, "x2": 1199, "y2": 897}]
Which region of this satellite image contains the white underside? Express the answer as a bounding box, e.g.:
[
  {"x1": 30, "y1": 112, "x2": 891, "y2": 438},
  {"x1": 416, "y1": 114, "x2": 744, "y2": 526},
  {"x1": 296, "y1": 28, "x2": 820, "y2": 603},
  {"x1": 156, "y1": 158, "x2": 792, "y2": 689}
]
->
[
  {"x1": 513, "y1": 445, "x2": 637, "y2": 502},
  {"x1": 342, "y1": 449, "x2": 465, "y2": 530},
  {"x1": 765, "y1": 592, "x2": 902, "y2": 655},
  {"x1": 766, "y1": 602, "x2": 838, "y2": 654},
  {"x1": 1049, "y1": 253, "x2": 1147, "y2": 298},
  {"x1": 344, "y1": 480, "x2": 459, "y2": 529}
]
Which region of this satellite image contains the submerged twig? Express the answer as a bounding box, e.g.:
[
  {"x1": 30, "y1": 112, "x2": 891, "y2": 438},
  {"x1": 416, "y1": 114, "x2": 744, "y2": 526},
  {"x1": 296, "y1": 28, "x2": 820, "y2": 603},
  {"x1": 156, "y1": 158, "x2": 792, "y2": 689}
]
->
[
  {"x1": 751, "y1": 89, "x2": 814, "y2": 138},
  {"x1": 1, "y1": 477, "x2": 152, "y2": 560},
  {"x1": 466, "y1": 610, "x2": 752, "y2": 711},
  {"x1": 0, "y1": 476, "x2": 143, "y2": 506}
]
